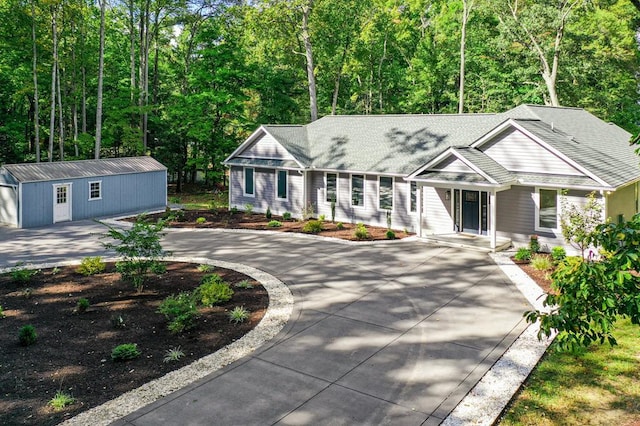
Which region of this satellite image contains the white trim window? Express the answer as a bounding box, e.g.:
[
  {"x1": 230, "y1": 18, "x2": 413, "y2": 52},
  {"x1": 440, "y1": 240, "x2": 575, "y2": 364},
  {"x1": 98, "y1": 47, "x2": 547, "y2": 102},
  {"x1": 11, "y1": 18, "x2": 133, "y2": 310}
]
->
[
  {"x1": 351, "y1": 174, "x2": 365, "y2": 207},
  {"x1": 325, "y1": 172, "x2": 338, "y2": 203},
  {"x1": 409, "y1": 181, "x2": 417, "y2": 212},
  {"x1": 243, "y1": 167, "x2": 255, "y2": 197},
  {"x1": 535, "y1": 187, "x2": 559, "y2": 231},
  {"x1": 378, "y1": 176, "x2": 394, "y2": 211},
  {"x1": 276, "y1": 170, "x2": 288, "y2": 200},
  {"x1": 88, "y1": 180, "x2": 102, "y2": 200}
]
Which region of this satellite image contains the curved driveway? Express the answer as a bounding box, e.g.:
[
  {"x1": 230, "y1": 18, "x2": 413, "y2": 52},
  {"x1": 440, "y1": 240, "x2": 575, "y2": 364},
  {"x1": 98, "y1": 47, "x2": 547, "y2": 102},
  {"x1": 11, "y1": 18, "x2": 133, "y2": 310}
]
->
[{"x1": 0, "y1": 221, "x2": 530, "y2": 425}]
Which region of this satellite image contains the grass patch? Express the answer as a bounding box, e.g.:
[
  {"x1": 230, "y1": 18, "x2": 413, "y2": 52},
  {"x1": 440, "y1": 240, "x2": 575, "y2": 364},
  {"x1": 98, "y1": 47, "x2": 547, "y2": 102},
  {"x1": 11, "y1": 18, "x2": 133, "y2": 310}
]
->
[
  {"x1": 500, "y1": 318, "x2": 640, "y2": 425},
  {"x1": 177, "y1": 191, "x2": 228, "y2": 210}
]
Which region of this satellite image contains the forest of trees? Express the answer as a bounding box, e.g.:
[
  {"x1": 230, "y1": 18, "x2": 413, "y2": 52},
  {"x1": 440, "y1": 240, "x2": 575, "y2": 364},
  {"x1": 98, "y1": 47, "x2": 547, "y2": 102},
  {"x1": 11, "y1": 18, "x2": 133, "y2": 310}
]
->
[{"x1": 1, "y1": 0, "x2": 639, "y2": 189}]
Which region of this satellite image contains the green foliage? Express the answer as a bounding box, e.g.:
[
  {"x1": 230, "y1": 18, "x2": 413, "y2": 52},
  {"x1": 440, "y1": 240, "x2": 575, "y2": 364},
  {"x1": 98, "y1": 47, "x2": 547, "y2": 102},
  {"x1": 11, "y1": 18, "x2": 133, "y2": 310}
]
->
[
  {"x1": 10, "y1": 263, "x2": 39, "y2": 284},
  {"x1": 514, "y1": 247, "x2": 532, "y2": 262},
  {"x1": 265, "y1": 207, "x2": 272, "y2": 219},
  {"x1": 267, "y1": 220, "x2": 282, "y2": 228},
  {"x1": 0, "y1": 305, "x2": 5, "y2": 319},
  {"x1": 197, "y1": 264, "x2": 212, "y2": 273},
  {"x1": 282, "y1": 212, "x2": 292, "y2": 221},
  {"x1": 111, "y1": 343, "x2": 141, "y2": 361},
  {"x1": 560, "y1": 191, "x2": 603, "y2": 258},
  {"x1": 101, "y1": 216, "x2": 166, "y2": 292},
  {"x1": 336, "y1": 222, "x2": 344, "y2": 230},
  {"x1": 158, "y1": 292, "x2": 200, "y2": 334},
  {"x1": 195, "y1": 217, "x2": 207, "y2": 224},
  {"x1": 551, "y1": 246, "x2": 567, "y2": 263},
  {"x1": 318, "y1": 214, "x2": 326, "y2": 221},
  {"x1": 386, "y1": 230, "x2": 396, "y2": 240},
  {"x1": 19, "y1": 324, "x2": 37, "y2": 346},
  {"x1": 301, "y1": 203, "x2": 315, "y2": 221},
  {"x1": 48, "y1": 391, "x2": 75, "y2": 411},
  {"x1": 235, "y1": 279, "x2": 254, "y2": 289},
  {"x1": 529, "y1": 235, "x2": 540, "y2": 254},
  {"x1": 330, "y1": 199, "x2": 336, "y2": 223},
  {"x1": 77, "y1": 256, "x2": 106, "y2": 276},
  {"x1": 163, "y1": 346, "x2": 185, "y2": 363},
  {"x1": 530, "y1": 254, "x2": 553, "y2": 272},
  {"x1": 169, "y1": 197, "x2": 181, "y2": 204},
  {"x1": 195, "y1": 274, "x2": 234, "y2": 306},
  {"x1": 228, "y1": 306, "x2": 250, "y2": 324},
  {"x1": 354, "y1": 223, "x2": 369, "y2": 240},
  {"x1": 149, "y1": 262, "x2": 167, "y2": 275},
  {"x1": 76, "y1": 298, "x2": 90, "y2": 314},
  {"x1": 302, "y1": 220, "x2": 323, "y2": 234},
  {"x1": 244, "y1": 203, "x2": 254, "y2": 215},
  {"x1": 163, "y1": 209, "x2": 185, "y2": 222}
]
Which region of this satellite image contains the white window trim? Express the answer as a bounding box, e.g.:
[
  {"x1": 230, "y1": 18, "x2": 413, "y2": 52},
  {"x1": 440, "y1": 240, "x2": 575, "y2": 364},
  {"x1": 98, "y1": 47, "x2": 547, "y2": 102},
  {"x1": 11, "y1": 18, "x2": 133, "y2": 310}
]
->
[
  {"x1": 534, "y1": 187, "x2": 560, "y2": 232},
  {"x1": 408, "y1": 181, "x2": 417, "y2": 213},
  {"x1": 325, "y1": 172, "x2": 338, "y2": 204},
  {"x1": 350, "y1": 174, "x2": 365, "y2": 208},
  {"x1": 243, "y1": 167, "x2": 255, "y2": 198},
  {"x1": 88, "y1": 180, "x2": 102, "y2": 201},
  {"x1": 276, "y1": 169, "x2": 288, "y2": 200},
  {"x1": 378, "y1": 176, "x2": 394, "y2": 212}
]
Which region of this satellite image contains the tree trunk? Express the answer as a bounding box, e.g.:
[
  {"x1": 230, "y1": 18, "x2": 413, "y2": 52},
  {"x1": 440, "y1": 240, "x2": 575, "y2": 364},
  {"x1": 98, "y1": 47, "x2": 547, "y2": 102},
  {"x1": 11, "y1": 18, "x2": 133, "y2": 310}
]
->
[
  {"x1": 56, "y1": 57, "x2": 64, "y2": 160},
  {"x1": 48, "y1": 5, "x2": 58, "y2": 163},
  {"x1": 95, "y1": 0, "x2": 106, "y2": 159},
  {"x1": 31, "y1": 0, "x2": 40, "y2": 162},
  {"x1": 301, "y1": 1, "x2": 318, "y2": 122},
  {"x1": 331, "y1": 37, "x2": 350, "y2": 115},
  {"x1": 458, "y1": 0, "x2": 472, "y2": 114},
  {"x1": 129, "y1": 0, "x2": 136, "y2": 106}
]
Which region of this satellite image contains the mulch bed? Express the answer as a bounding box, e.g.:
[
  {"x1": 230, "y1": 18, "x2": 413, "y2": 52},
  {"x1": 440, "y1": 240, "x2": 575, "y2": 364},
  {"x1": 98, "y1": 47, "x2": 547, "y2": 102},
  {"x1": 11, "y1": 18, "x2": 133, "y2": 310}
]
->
[
  {"x1": 511, "y1": 254, "x2": 554, "y2": 294},
  {"x1": 134, "y1": 209, "x2": 412, "y2": 241},
  {"x1": 0, "y1": 262, "x2": 267, "y2": 426}
]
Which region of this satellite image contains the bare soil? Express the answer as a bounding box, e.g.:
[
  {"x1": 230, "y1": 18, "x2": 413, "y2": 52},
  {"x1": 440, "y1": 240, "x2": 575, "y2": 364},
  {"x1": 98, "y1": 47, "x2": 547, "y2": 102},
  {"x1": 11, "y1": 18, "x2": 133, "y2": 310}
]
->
[
  {"x1": 511, "y1": 254, "x2": 554, "y2": 294},
  {"x1": 0, "y1": 262, "x2": 267, "y2": 426},
  {"x1": 137, "y1": 208, "x2": 412, "y2": 241}
]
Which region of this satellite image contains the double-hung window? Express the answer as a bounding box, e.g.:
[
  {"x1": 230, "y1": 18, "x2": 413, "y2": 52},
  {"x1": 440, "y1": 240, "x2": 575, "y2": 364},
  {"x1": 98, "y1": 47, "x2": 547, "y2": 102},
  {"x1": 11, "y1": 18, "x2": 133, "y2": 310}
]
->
[
  {"x1": 536, "y1": 188, "x2": 558, "y2": 231},
  {"x1": 326, "y1": 173, "x2": 338, "y2": 203},
  {"x1": 244, "y1": 168, "x2": 255, "y2": 197},
  {"x1": 379, "y1": 176, "x2": 393, "y2": 210},
  {"x1": 351, "y1": 174, "x2": 364, "y2": 207},
  {"x1": 276, "y1": 170, "x2": 288, "y2": 199},
  {"x1": 89, "y1": 181, "x2": 101, "y2": 200}
]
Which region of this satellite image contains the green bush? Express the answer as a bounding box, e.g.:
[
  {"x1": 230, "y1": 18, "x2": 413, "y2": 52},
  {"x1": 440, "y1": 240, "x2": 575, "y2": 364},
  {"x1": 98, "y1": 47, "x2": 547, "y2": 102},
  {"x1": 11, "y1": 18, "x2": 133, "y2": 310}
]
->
[
  {"x1": 318, "y1": 214, "x2": 326, "y2": 221},
  {"x1": 163, "y1": 209, "x2": 184, "y2": 222},
  {"x1": 244, "y1": 203, "x2": 254, "y2": 214},
  {"x1": 354, "y1": 223, "x2": 369, "y2": 240},
  {"x1": 514, "y1": 247, "x2": 532, "y2": 262},
  {"x1": 76, "y1": 298, "x2": 90, "y2": 314},
  {"x1": 163, "y1": 346, "x2": 185, "y2": 363},
  {"x1": 268, "y1": 220, "x2": 282, "y2": 228},
  {"x1": 336, "y1": 222, "x2": 344, "y2": 230},
  {"x1": 48, "y1": 391, "x2": 75, "y2": 410},
  {"x1": 530, "y1": 254, "x2": 553, "y2": 271},
  {"x1": 228, "y1": 306, "x2": 250, "y2": 324},
  {"x1": 0, "y1": 305, "x2": 5, "y2": 319},
  {"x1": 19, "y1": 324, "x2": 37, "y2": 346},
  {"x1": 197, "y1": 264, "x2": 211, "y2": 272},
  {"x1": 10, "y1": 263, "x2": 39, "y2": 284},
  {"x1": 235, "y1": 279, "x2": 253, "y2": 289},
  {"x1": 158, "y1": 292, "x2": 200, "y2": 333},
  {"x1": 265, "y1": 207, "x2": 272, "y2": 219},
  {"x1": 283, "y1": 212, "x2": 292, "y2": 221},
  {"x1": 111, "y1": 343, "x2": 141, "y2": 361},
  {"x1": 529, "y1": 235, "x2": 540, "y2": 253},
  {"x1": 386, "y1": 230, "x2": 396, "y2": 240},
  {"x1": 195, "y1": 217, "x2": 207, "y2": 224},
  {"x1": 551, "y1": 246, "x2": 567, "y2": 263},
  {"x1": 195, "y1": 275, "x2": 234, "y2": 306},
  {"x1": 302, "y1": 220, "x2": 323, "y2": 234},
  {"x1": 77, "y1": 256, "x2": 106, "y2": 276}
]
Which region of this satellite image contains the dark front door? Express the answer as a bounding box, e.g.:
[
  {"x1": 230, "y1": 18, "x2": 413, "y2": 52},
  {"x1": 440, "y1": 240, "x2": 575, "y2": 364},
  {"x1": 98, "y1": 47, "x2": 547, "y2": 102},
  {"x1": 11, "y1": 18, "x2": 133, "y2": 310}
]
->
[{"x1": 462, "y1": 190, "x2": 479, "y2": 234}]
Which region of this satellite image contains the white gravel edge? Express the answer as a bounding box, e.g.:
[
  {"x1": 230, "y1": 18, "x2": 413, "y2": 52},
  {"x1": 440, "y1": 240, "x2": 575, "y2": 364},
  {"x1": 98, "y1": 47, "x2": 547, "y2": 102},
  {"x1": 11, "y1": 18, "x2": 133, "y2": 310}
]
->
[
  {"x1": 2, "y1": 257, "x2": 293, "y2": 426},
  {"x1": 441, "y1": 251, "x2": 556, "y2": 426}
]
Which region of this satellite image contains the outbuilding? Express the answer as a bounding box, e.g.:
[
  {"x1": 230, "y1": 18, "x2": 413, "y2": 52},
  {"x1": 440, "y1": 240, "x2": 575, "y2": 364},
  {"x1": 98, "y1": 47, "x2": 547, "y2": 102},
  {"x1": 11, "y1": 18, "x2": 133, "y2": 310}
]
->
[{"x1": 0, "y1": 156, "x2": 167, "y2": 228}]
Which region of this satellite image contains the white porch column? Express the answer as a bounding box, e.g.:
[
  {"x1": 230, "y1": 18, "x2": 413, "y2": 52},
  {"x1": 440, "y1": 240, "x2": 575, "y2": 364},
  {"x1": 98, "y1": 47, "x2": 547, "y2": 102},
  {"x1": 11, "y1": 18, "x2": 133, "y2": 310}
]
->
[
  {"x1": 416, "y1": 184, "x2": 423, "y2": 237},
  {"x1": 490, "y1": 190, "x2": 497, "y2": 250}
]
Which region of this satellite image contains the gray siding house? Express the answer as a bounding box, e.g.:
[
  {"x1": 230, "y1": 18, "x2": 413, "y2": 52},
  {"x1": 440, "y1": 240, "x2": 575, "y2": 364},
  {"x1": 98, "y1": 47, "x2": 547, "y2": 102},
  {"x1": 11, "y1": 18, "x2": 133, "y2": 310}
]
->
[
  {"x1": 224, "y1": 105, "x2": 640, "y2": 251},
  {"x1": 0, "y1": 156, "x2": 167, "y2": 228}
]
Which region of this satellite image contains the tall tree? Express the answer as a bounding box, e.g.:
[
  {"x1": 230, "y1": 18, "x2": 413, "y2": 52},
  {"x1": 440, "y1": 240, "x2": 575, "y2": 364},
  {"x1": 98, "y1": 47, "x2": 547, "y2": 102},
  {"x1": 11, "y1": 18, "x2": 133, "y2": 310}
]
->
[
  {"x1": 95, "y1": 0, "x2": 106, "y2": 159},
  {"x1": 458, "y1": 0, "x2": 473, "y2": 113},
  {"x1": 31, "y1": 0, "x2": 40, "y2": 162},
  {"x1": 48, "y1": 3, "x2": 58, "y2": 162}
]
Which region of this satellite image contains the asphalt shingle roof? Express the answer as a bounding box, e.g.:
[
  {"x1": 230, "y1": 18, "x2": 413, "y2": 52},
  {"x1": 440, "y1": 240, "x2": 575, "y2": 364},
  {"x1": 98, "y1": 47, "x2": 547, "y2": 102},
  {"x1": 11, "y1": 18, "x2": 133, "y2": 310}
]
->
[{"x1": 452, "y1": 148, "x2": 515, "y2": 185}]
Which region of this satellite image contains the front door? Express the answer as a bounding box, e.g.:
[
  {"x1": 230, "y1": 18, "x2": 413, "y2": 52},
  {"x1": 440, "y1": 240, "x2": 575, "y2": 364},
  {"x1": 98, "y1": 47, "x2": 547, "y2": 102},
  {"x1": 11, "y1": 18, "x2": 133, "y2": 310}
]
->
[
  {"x1": 462, "y1": 190, "x2": 479, "y2": 234},
  {"x1": 53, "y1": 184, "x2": 71, "y2": 223}
]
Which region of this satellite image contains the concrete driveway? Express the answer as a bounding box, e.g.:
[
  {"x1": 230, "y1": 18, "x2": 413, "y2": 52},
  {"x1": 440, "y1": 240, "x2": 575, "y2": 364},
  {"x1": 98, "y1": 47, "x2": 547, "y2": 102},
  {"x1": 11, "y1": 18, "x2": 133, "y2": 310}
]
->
[{"x1": 0, "y1": 222, "x2": 531, "y2": 425}]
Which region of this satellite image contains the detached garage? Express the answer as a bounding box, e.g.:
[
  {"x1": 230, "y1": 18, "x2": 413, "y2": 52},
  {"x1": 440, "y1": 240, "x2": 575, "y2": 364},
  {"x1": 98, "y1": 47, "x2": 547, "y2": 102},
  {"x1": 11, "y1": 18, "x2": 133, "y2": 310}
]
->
[{"x1": 0, "y1": 156, "x2": 167, "y2": 228}]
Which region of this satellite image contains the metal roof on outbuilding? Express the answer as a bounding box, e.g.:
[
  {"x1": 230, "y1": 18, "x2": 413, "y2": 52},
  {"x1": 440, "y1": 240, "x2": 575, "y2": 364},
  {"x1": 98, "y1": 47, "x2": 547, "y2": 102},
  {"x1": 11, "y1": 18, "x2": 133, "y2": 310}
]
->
[{"x1": 1, "y1": 156, "x2": 166, "y2": 183}]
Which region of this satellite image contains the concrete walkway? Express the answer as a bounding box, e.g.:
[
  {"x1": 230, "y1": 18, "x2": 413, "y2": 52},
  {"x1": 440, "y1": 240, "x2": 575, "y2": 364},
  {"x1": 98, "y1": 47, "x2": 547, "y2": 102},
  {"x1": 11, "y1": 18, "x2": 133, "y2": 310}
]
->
[{"x1": 0, "y1": 222, "x2": 532, "y2": 425}]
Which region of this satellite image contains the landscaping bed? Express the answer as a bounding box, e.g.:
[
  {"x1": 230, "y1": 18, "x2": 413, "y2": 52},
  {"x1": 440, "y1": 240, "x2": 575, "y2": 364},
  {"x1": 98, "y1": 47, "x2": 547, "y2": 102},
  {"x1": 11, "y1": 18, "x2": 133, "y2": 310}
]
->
[
  {"x1": 137, "y1": 208, "x2": 413, "y2": 241},
  {"x1": 0, "y1": 262, "x2": 268, "y2": 426}
]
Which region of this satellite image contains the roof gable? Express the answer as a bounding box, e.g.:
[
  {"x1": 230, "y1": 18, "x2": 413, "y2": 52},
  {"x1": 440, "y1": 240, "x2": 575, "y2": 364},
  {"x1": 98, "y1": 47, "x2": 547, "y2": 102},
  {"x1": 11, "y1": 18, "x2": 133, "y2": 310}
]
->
[{"x1": 224, "y1": 126, "x2": 308, "y2": 168}]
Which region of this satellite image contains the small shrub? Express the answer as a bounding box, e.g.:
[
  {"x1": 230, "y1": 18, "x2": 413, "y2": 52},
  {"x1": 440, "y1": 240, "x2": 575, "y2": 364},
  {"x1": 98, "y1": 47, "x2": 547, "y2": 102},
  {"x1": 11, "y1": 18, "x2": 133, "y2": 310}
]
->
[
  {"x1": 196, "y1": 275, "x2": 234, "y2": 306},
  {"x1": 265, "y1": 207, "x2": 272, "y2": 219},
  {"x1": 330, "y1": 198, "x2": 336, "y2": 223},
  {"x1": 514, "y1": 247, "x2": 532, "y2": 262},
  {"x1": 149, "y1": 261, "x2": 167, "y2": 275},
  {"x1": 318, "y1": 214, "x2": 326, "y2": 221},
  {"x1": 244, "y1": 203, "x2": 254, "y2": 214},
  {"x1": 354, "y1": 223, "x2": 369, "y2": 240},
  {"x1": 195, "y1": 217, "x2": 207, "y2": 224},
  {"x1": 19, "y1": 324, "x2": 37, "y2": 346},
  {"x1": 158, "y1": 292, "x2": 200, "y2": 333},
  {"x1": 0, "y1": 305, "x2": 5, "y2": 319},
  {"x1": 163, "y1": 346, "x2": 185, "y2": 363},
  {"x1": 48, "y1": 391, "x2": 75, "y2": 411},
  {"x1": 235, "y1": 279, "x2": 253, "y2": 289},
  {"x1": 529, "y1": 235, "x2": 540, "y2": 253},
  {"x1": 386, "y1": 230, "x2": 396, "y2": 240},
  {"x1": 111, "y1": 343, "x2": 141, "y2": 361},
  {"x1": 283, "y1": 212, "x2": 292, "y2": 221},
  {"x1": 336, "y1": 222, "x2": 345, "y2": 230},
  {"x1": 10, "y1": 263, "x2": 39, "y2": 284},
  {"x1": 51, "y1": 267, "x2": 60, "y2": 275},
  {"x1": 228, "y1": 306, "x2": 250, "y2": 324},
  {"x1": 163, "y1": 209, "x2": 184, "y2": 222},
  {"x1": 302, "y1": 220, "x2": 323, "y2": 234},
  {"x1": 268, "y1": 220, "x2": 282, "y2": 228},
  {"x1": 110, "y1": 314, "x2": 127, "y2": 329},
  {"x1": 301, "y1": 202, "x2": 315, "y2": 220},
  {"x1": 77, "y1": 256, "x2": 106, "y2": 276},
  {"x1": 530, "y1": 254, "x2": 553, "y2": 271},
  {"x1": 76, "y1": 298, "x2": 90, "y2": 314},
  {"x1": 551, "y1": 246, "x2": 566, "y2": 263},
  {"x1": 230, "y1": 206, "x2": 238, "y2": 214},
  {"x1": 197, "y1": 264, "x2": 211, "y2": 272}
]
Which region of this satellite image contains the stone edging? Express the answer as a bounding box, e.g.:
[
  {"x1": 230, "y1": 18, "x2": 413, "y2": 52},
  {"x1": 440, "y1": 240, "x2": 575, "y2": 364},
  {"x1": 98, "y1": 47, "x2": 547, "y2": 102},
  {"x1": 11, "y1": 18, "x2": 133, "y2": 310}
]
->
[
  {"x1": 442, "y1": 251, "x2": 556, "y2": 426},
  {"x1": 1, "y1": 257, "x2": 293, "y2": 426}
]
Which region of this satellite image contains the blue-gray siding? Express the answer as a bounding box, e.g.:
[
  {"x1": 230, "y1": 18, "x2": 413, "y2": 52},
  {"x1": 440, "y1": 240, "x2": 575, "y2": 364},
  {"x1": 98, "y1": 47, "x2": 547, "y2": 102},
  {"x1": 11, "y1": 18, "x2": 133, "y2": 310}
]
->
[
  {"x1": 19, "y1": 170, "x2": 166, "y2": 228},
  {"x1": 229, "y1": 166, "x2": 304, "y2": 215}
]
